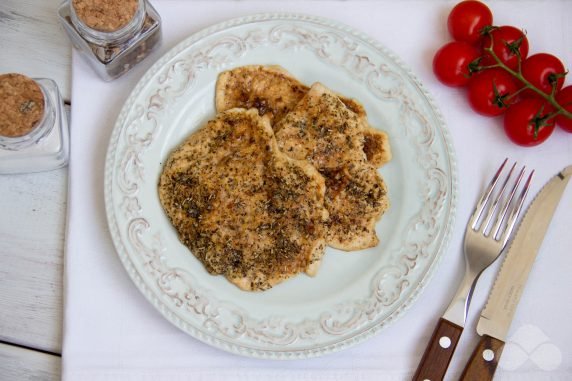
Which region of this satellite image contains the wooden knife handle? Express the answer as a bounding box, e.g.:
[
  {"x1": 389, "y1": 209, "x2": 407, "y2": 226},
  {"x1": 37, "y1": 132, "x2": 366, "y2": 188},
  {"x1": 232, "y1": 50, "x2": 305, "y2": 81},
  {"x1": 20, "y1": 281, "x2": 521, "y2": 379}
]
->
[
  {"x1": 460, "y1": 335, "x2": 505, "y2": 381},
  {"x1": 412, "y1": 318, "x2": 463, "y2": 381}
]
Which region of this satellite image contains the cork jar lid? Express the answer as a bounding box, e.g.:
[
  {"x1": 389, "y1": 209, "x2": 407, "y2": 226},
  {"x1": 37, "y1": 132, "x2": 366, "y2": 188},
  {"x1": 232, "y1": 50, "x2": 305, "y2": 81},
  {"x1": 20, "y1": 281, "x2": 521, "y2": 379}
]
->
[
  {"x1": 0, "y1": 73, "x2": 45, "y2": 138},
  {"x1": 72, "y1": 0, "x2": 140, "y2": 32}
]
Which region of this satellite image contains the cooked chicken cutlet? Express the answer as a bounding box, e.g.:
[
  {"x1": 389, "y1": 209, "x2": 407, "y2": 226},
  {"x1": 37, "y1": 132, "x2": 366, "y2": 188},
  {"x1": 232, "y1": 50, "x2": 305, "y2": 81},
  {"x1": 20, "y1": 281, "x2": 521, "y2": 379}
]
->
[
  {"x1": 274, "y1": 83, "x2": 389, "y2": 250},
  {"x1": 329, "y1": 96, "x2": 392, "y2": 167},
  {"x1": 215, "y1": 65, "x2": 308, "y2": 124},
  {"x1": 322, "y1": 163, "x2": 388, "y2": 250},
  {"x1": 215, "y1": 65, "x2": 391, "y2": 167},
  {"x1": 274, "y1": 82, "x2": 366, "y2": 168},
  {"x1": 363, "y1": 128, "x2": 392, "y2": 168},
  {"x1": 158, "y1": 108, "x2": 329, "y2": 291}
]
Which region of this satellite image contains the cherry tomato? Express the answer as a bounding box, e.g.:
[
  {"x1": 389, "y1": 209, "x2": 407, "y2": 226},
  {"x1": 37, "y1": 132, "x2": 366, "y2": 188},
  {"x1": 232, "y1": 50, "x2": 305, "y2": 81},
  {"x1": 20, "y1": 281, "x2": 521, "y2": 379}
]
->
[
  {"x1": 503, "y1": 98, "x2": 555, "y2": 146},
  {"x1": 433, "y1": 41, "x2": 481, "y2": 87},
  {"x1": 468, "y1": 68, "x2": 519, "y2": 116},
  {"x1": 521, "y1": 53, "x2": 566, "y2": 96},
  {"x1": 555, "y1": 86, "x2": 572, "y2": 132},
  {"x1": 482, "y1": 26, "x2": 529, "y2": 70},
  {"x1": 448, "y1": 1, "x2": 493, "y2": 45}
]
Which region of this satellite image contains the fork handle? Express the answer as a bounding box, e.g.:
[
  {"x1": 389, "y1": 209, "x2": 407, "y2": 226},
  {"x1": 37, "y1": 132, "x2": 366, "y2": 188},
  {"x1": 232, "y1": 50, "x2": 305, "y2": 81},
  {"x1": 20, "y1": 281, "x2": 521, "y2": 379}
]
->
[{"x1": 412, "y1": 318, "x2": 463, "y2": 381}]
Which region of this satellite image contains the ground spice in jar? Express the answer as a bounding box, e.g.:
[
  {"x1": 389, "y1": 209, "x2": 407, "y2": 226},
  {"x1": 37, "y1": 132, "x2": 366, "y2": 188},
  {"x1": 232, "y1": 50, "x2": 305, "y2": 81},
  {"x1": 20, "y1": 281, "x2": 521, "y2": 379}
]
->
[
  {"x1": 0, "y1": 73, "x2": 45, "y2": 138},
  {"x1": 72, "y1": 0, "x2": 139, "y2": 32},
  {"x1": 59, "y1": 0, "x2": 161, "y2": 80}
]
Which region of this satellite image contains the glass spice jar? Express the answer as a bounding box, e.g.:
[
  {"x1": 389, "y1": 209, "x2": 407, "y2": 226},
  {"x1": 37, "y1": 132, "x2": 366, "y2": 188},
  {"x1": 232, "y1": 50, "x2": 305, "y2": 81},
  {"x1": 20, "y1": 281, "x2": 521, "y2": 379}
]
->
[
  {"x1": 0, "y1": 73, "x2": 69, "y2": 174},
  {"x1": 58, "y1": 0, "x2": 162, "y2": 81}
]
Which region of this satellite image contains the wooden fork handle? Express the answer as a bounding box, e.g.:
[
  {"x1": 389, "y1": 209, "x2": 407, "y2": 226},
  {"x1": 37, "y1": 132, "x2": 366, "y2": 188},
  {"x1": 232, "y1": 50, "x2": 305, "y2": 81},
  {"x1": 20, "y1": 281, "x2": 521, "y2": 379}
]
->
[
  {"x1": 412, "y1": 318, "x2": 463, "y2": 381},
  {"x1": 459, "y1": 335, "x2": 505, "y2": 381}
]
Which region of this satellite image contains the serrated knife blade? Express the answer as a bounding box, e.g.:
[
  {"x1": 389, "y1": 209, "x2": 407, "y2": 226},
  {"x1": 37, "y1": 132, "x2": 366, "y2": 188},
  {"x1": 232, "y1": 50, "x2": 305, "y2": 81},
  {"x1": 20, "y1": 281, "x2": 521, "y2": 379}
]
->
[{"x1": 460, "y1": 165, "x2": 572, "y2": 381}]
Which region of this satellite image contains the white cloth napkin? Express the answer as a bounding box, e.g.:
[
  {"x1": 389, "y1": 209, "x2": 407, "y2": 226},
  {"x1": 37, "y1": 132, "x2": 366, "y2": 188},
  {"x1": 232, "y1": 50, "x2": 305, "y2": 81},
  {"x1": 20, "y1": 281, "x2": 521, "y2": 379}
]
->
[{"x1": 63, "y1": 1, "x2": 572, "y2": 380}]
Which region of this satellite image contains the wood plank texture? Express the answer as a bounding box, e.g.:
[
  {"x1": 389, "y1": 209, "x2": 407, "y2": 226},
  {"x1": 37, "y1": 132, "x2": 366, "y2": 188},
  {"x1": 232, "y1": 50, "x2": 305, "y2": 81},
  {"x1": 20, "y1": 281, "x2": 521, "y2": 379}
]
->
[
  {"x1": 0, "y1": 342, "x2": 61, "y2": 381},
  {"x1": 0, "y1": 167, "x2": 67, "y2": 354},
  {"x1": 0, "y1": 0, "x2": 72, "y2": 101},
  {"x1": 0, "y1": 4, "x2": 69, "y2": 380}
]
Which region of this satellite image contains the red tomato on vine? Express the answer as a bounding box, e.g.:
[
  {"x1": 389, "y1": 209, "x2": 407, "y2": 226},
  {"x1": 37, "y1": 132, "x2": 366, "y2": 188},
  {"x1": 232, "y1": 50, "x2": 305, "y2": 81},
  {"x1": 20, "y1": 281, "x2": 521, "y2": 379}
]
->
[
  {"x1": 482, "y1": 26, "x2": 529, "y2": 70},
  {"x1": 435, "y1": 0, "x2": 570, "y2": 147},
  {"x1": 555, "y1": 86, "x2": 572, "y2": 133},
  {"x1": 504, "y1": 98, "x2": 556, "y2": 146},
  {"x1": 433, "y1": 41, "x2": 481, "y2": 87},
  {"x1": 447, "y1": 1, "x2": 493, "y2": 45},
  {"x1": 521, "y1": 53, "x2": 566, "y2": 96},
  {"x1": 468, "y1": 68, "x2": 520, "y2": 116}
]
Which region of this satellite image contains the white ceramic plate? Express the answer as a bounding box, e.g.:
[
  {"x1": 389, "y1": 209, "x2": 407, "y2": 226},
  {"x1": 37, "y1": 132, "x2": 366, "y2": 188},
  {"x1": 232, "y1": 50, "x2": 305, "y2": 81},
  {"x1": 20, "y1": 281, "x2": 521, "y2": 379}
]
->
[{"x1": 104, "y1": 13, "x2": 457, "y2": 359}]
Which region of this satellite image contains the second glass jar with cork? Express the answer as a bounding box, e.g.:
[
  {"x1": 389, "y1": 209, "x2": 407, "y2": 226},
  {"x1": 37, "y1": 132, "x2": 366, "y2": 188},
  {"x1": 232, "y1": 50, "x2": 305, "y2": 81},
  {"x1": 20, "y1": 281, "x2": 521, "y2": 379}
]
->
[{"x1": 58, "y1": 0, "x2": 162, "y2": 81}]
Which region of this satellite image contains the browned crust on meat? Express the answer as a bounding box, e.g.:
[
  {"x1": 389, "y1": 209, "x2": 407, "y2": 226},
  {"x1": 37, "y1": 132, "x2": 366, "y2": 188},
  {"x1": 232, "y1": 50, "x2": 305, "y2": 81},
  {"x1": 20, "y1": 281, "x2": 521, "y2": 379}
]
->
[
  {"x1": 215, "y1": 65, "x2": 391, "y2": 168},
  {"x1": 158, "y1": 108, "x2": 329, "y2": 291},
  {"x1": 274, "y1": 82, "x2": 367, "y2": 168},
  {"x1": 274, "y1": 83, "x2": 390, "y2": 250},
  {"x1": 215, "y1": 65, "x2": 309, "y2": 124},
  {"x1": 322, "y1": 163, "x2": 389, "y2": 250},
  {"x1": 363, "y1": 128, "x2": 392, "y2": 167}
]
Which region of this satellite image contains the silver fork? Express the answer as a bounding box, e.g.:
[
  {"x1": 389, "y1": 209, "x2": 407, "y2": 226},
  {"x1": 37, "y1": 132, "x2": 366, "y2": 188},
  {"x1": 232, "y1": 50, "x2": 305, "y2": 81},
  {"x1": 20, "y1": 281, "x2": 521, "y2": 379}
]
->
[{"x1": 412, "y1": 159, "x2": 533, "y2": 381}]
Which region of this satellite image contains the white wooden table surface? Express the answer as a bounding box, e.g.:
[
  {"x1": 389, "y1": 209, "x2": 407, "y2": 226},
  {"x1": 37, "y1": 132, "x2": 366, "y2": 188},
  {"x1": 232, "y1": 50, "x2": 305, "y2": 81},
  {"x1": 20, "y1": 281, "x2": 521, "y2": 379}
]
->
[{"x1": 0, "y1": 0, "x2": 70, "y2": 379}]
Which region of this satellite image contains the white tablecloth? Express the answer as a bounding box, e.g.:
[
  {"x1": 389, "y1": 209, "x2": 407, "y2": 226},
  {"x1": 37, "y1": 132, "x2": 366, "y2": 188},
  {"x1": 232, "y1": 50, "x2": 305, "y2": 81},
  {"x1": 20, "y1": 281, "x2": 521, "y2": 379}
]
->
[{"x1": 63, "y1": 1, "x2": 572, "y2": 380}]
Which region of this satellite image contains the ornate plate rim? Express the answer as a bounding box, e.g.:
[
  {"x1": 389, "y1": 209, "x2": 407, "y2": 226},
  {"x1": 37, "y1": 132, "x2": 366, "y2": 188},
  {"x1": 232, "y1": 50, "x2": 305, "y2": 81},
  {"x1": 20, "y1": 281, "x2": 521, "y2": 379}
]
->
[{"x1": 104, "y1": 12, "x2": 458, "y2": 359}]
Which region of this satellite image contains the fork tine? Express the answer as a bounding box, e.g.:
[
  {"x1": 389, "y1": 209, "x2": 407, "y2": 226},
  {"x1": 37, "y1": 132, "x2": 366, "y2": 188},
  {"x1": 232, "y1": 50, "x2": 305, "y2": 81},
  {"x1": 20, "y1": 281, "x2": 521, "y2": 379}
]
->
[
  {"x1": 499, "y1": 170, "x2": 534, "y2": 246},
  {"x1": 469, "y1": 158, "x2": 508, "y2": 229},
  {"x1": 491, "y1": 165, "x2": 526, "y2": 239},
  {"x1": 481, "y1": 162, "x2": 517, "y2": 235}
]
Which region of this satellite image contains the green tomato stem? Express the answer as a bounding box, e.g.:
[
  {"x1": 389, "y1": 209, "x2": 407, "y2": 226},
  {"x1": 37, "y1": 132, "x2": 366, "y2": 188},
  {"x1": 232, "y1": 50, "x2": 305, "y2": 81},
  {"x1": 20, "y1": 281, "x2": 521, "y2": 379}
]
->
[
  {"x1": 504, "y1": 86, "x2": 528, "y2": 101},
  {"x1": 483, "y1": 46, "x2": 572, "y2": 119}
]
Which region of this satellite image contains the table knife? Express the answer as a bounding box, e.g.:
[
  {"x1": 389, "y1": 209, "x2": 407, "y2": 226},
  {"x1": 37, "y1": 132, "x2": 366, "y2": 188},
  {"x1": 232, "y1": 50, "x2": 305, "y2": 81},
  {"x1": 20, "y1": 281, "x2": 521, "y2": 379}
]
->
[{"x1": 460, "y1": 165, "x2": 572, "y2": 381}]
